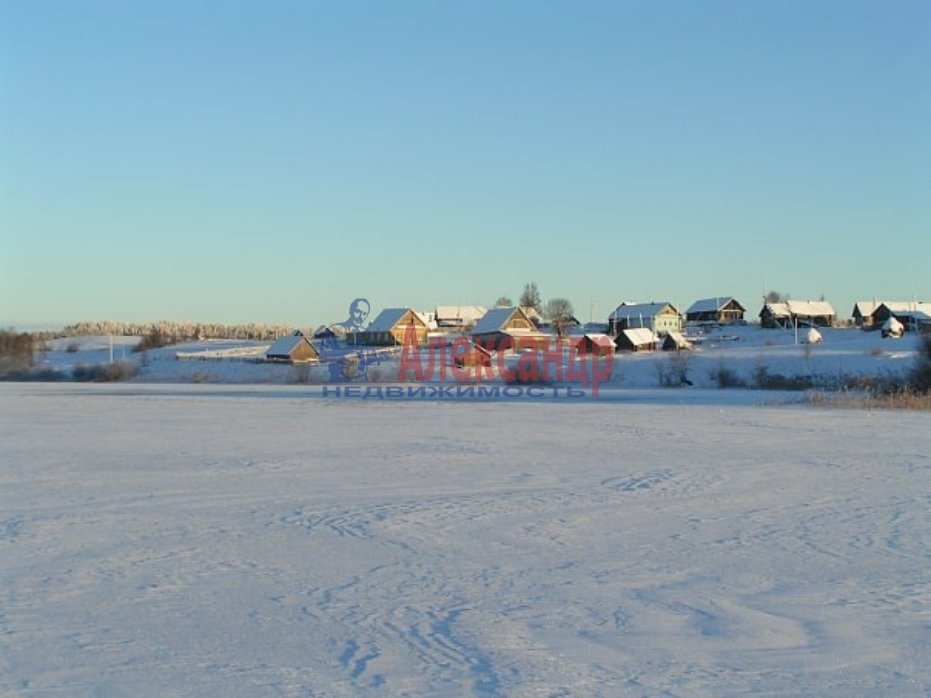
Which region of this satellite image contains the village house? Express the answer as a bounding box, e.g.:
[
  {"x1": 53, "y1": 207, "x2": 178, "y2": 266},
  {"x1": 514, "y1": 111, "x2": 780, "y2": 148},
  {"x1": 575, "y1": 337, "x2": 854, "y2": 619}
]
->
[
  {"x1": 685, "y1": 297, "x2": 746, "y2": 325},
  {"x1": 869, "y1": 302, "x2": 931, "y2": 333},
  {"x1": 759, "y1": 300, "x2": 836, "y2": 329},
  {"x1": 607, "y1": 302, "x2": 682, "y2": 337},
  {"x1": 471, "y1": 306, "x2": 550, "y2": 351},
  {"x1": 265, "y1": 331, "x2": 319, "y2": 363},
  {"x1": 434, "y1": 305, "x2": 488, "y2": 331},
  {"x1": 352, "y1": 308, "x2": 430, "y2": 346}
]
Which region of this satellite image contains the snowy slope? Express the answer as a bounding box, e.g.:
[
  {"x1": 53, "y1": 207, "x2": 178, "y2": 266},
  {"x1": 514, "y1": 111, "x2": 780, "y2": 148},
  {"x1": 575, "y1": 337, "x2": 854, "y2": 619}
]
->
[{"x1": 1, "y1": 384, "x2": 929, "y2": 696}]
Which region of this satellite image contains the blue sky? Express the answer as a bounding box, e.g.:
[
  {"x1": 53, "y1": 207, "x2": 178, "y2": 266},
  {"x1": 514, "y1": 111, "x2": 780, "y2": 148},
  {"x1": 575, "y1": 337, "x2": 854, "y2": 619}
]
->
[{"x1": 2, "y1": 1, "x2": 928, "y2": 327}]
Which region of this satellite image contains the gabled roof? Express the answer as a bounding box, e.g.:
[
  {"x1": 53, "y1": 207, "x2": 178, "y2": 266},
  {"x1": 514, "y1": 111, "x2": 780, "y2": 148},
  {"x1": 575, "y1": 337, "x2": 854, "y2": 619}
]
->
[
  {"x1": 616, "y1": 328, "x2": 656, "y2": 345},
  {"x1": 663, "y1": 330, "x2": 691, "y2": 349},
  {"x1": 686, "y1": 297, "x2": 744, "y2": 314},
  {"x1": 610, "y1": 302, "x2": 681, "y2": 320},
  {"x1": 472, "y1": 307, "x2": 524, "y2": 335},
  {"x1": 581, "y1": 333, "x2": 615, "y2": 348},
  {"x1": 267, "y1": 331, "x2": 311, "y2": 357},
  {"x1": 763, "y1": 301, "x2": 835, "y2": 317},
  {"x1": 434, "y1": 305, "x2": 488, "y2": 324},
  {"x1": 852, "y1": 301, "x2": 881, "y2": 317},
  {"x1": 366, "y1": 308, "x2": 426, "y2": 332},
  {"x1": 877, "y1": 301, "x2": 931, "y2": 315}
]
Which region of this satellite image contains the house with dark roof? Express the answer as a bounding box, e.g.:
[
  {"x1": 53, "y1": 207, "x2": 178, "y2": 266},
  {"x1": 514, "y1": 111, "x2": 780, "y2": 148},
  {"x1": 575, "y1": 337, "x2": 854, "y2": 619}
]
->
[
  {"x1": 685, "y1": 297, "x2": 746, "y2": 325},
  {"x1": 608, "y1": 302, "x2": 682, "y2": 337}
]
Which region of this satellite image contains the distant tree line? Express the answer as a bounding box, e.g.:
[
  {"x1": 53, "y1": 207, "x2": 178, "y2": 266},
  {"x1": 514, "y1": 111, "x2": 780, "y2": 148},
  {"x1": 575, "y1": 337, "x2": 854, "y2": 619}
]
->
[{"x1": 61, "y1": 321, "x2": 293, "y2": 343}]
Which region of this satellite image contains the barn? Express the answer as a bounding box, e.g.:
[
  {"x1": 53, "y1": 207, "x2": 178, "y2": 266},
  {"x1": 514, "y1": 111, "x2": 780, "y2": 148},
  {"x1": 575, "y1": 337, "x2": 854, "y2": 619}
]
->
[
  {"x1": 759, "y1": 301, "x2": 836, "y2": 329},
  {"x1": 265, "y1": 331, "x2": 319, "y2": 363}
]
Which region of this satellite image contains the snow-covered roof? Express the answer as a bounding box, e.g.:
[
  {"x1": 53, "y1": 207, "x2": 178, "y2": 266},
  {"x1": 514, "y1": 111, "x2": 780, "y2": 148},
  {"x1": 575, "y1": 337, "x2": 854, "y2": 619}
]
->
[
  {"x1": 664, "y1": 330, "x2": 691, "y2": 348},
  {"x1": 686, "y1": 297, "x2": 741, "y2": 314},
  {"x1": 764, "y1": 301, "x2": 835, "y2": 317},
  {"x1": 853, "y1": 301, "x2": 881, "y2": 317},
  {"x1": 434, "y1": 305, "x2": 488, "y2": 324},
  {"x1": 472, "y1": 307, "x2": 521, "y2": 335},
  {"x1": 366, "y1": 308, "x2": 424, "y2": 332},
  {"x1": 266, "y1": 331, "x2": 310, "y2": 357},
  {"x1": 879, "y1": 301, "x2": 931, "y2": 315},
  {"x1": 618, "y1": 328, "x2": 657, "y2": 345},
  {"x1": 582, "y1": 333, "x2": 615, "y2": 348},
  {"x1": 610, "y1": 302, "x2": 680, "y2": 320}
]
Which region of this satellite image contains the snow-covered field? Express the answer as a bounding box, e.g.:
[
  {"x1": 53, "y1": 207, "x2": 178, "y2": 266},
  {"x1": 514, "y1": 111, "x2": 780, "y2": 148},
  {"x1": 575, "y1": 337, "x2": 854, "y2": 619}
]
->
[{"x1": 1, "y1": 383, "x2": 929, "y2": 696}]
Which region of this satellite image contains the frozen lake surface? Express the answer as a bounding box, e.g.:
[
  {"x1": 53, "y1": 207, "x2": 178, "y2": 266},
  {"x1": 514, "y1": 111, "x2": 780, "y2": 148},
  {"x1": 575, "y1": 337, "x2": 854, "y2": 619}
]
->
[{"x1": 1, "y1": 384, "x2": 929, "y2": 696}]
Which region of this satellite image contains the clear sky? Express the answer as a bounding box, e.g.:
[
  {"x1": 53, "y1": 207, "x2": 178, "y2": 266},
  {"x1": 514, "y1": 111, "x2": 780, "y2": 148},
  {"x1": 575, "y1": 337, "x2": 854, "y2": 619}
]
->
[{"x1": 2, "y1": 1, "x2": 928, "y2": 328}]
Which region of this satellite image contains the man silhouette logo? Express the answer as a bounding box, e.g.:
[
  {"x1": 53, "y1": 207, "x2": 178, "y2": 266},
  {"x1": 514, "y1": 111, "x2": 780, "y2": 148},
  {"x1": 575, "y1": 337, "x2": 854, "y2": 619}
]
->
[{"x1": 339, "y1": 298, "x2": 370, "y2": 334}]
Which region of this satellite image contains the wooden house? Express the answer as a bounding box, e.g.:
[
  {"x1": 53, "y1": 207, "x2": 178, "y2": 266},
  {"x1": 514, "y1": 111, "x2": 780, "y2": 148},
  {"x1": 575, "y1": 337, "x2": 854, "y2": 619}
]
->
[
  {"x1": 352, "y1": 308, "x2": 429, "y2": 346},
  {"x1": 871, "y1": 302, "x2": 931, "y2": 333},
  {"x1": 685, "y1": 297, "x2": 746, "y2": 324},
  {"x1": 266, "y1": 331, "x2": 319, "y2": 363},
  {"x1": 471, "y1": 307, "x2": 550, "y2": 351},
  {"x1": 608, "y1": 302, "x2": 682, "y2": 337},
  {"x1": 759, "y1": 300, "x2": 836, "y2": 329},
  {"x1": 434, "y1": 305, "x2": 488, "y2": 331}
]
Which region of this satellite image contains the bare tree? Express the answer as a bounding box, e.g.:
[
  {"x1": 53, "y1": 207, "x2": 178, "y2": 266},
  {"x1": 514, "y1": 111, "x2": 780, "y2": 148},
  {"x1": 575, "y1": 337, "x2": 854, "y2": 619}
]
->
[
  {"x1": 765, "y1": 290, "x2": 787, "y2": 304},
  {"x1": 544, "y1": 298, "x2": 575, "y2": 338},
  {"x1": 494, "y1": 296, "x2": 512, "y2": 307},
  {"x1": 520, "y1": 282, "x2": 541, "y2": 311}
]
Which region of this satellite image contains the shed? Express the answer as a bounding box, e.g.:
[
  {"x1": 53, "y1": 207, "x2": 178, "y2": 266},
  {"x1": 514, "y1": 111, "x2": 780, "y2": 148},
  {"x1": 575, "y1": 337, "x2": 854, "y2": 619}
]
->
[
  {"x1": 266, "y1": 331, "x2": 319, "y2": 363},
  {"x1": 662, "y1": 331, "x2": 692, "y2": 351},
  {"x1": 575, "y1": 333, "x2": 615, "y2": 356},
  {"x1": 614, "y1": 328, "x2": 656, "y2": 352}
]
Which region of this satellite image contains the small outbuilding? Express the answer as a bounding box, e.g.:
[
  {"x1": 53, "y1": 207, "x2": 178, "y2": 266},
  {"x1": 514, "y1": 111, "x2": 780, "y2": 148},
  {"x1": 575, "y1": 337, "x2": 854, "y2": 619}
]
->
[
  {"x1": 266, "y1": 331, "x2": 319, "y2": 363},
  {"x1": 574, "y1": 333, "x2": 615, "y2": 356},
  {"x1": 662, "y1": 331, "x2": 692, "y2": 351},
  {"x1": 614, "y1": 328, "x2": 657, "y2": 352}
]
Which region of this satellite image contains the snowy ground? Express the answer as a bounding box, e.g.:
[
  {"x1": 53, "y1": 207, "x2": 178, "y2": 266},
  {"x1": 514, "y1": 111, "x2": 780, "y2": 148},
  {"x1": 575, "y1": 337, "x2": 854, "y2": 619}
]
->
[{"x1": 1, "y1": 383, "x2": 929, "y2": 696}]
